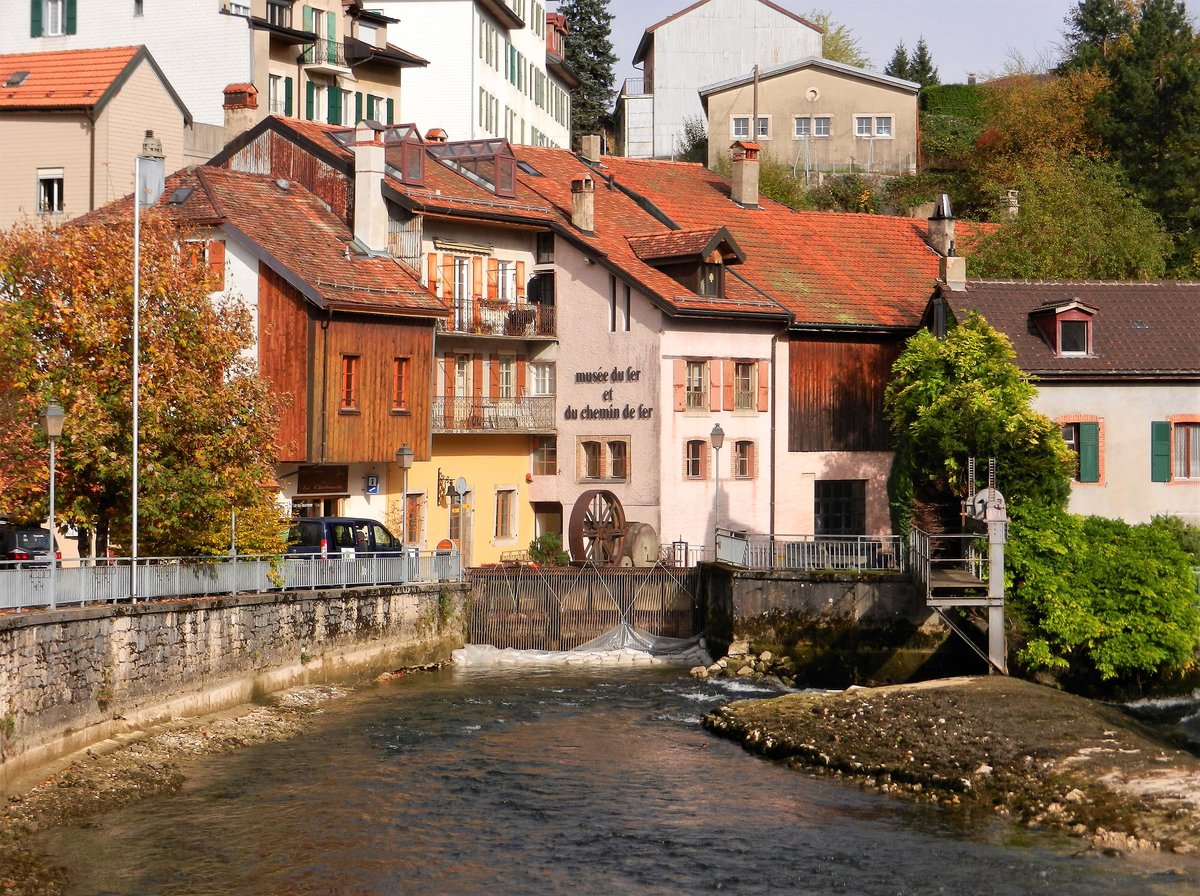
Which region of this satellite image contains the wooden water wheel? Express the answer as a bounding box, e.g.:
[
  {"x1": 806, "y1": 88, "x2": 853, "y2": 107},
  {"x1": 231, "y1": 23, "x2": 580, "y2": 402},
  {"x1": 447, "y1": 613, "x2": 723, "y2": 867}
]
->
[{"x1": 567, "y1": 489, "x2": 628, "y2": 565}]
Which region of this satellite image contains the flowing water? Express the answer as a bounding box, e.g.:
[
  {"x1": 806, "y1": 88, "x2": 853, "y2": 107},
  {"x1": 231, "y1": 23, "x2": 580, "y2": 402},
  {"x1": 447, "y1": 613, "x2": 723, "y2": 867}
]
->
[{"x1": 34, "y1": 666, "x2": 1200, "y2": 895}]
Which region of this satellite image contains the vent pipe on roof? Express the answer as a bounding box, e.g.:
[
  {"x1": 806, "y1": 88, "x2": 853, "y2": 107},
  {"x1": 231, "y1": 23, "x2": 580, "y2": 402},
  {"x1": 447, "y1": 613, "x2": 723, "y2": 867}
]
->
[
  {"x1": 352, "y1": 122, "x2": 389, "y2": 253},
  {"x1": 926, "y1": 192, "x2": 955, "y2": 256},
  {"x1": 571, "y1": 175, "x2": 595, "y2": 233},
  {"x1": 730, "y1": 141, "x2": 761, "y2": 208}
]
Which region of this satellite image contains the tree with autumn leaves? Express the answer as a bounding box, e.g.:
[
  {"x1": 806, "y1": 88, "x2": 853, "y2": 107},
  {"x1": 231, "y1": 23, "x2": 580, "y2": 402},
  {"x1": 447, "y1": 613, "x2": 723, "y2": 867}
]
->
[{"x1": 0, "y1": 215, "x2": 285, "y2": 558}]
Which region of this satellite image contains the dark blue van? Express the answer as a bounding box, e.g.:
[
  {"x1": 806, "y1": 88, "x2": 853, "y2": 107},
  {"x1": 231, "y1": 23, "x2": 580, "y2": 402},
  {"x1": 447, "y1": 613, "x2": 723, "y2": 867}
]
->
[{"x1": 286, "y1": 517, "x2": 404, "y2": 558}]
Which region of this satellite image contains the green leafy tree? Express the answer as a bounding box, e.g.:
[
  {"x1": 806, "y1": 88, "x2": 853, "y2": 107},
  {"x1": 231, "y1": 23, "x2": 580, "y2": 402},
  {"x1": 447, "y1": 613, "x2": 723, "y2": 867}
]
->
[
  {"x1": 909, "y1": 37, "x2": 940, "y2": 87},
  {"x1": 807, "y1": 9, "x2": 870, "y2": 67},
  {"x1": 885, "y1": 313, "x2": 1073, "y2": 532},
  {"x1": 968, "y1": 159, "x2": 1169, "y2": 279},
  {"x1": 558, "y1": 0, "x2": 618, "y2": 140},
  {"x1": 528, "y1": 533, "x2": 570, "y2": 566},
  {"x1": 676, "y1": 115, "x2": 708, "y2": 164},
  {"x1": 885, "y1": 42, "x2": 912, "y2": 80},
  {"x1": 1006, "y1": 505, "x2": 1200, "y2": 690},
  {"x1": 0, "y1": 216, "x2": 285, "y2": 557},
  {"x1": 1093, "y1": 0, "x2": 1200, "y2": 273},
  {"x1": 1058, "y1": 0, "x2": 1137, "y2": 71}
]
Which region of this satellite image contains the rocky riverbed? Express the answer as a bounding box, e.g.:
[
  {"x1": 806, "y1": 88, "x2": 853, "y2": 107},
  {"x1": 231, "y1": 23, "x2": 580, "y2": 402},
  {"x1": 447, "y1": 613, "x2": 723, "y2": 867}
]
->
[{"x1": 703, "y1": 675, "x2": 1200, "y2": 858}]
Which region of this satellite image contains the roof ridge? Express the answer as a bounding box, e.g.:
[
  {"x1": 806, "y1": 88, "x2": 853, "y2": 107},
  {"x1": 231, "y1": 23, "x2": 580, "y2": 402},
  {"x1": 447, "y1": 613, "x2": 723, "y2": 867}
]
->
[{"x1": 193, "y1": 167, "x2": 227, "y2": 221}]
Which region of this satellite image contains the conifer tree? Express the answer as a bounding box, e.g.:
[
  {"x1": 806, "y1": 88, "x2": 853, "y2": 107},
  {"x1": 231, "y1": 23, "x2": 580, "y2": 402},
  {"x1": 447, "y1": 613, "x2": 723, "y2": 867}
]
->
[
  {"x1": 909, "y1": 37, "x2": 940, "y2": 86},
  {"x1": 1058, "y1": 0, "x2": 1137, "y2": 71},
  {"x1": 558, "y1": 0, "x2": 617, "y2": 142},
  {"x1": 806, "y1": 9, "x2": 870, "y2": 67},
  {"x1": 884, "y1": 42, "x2": 912, "y2": 80}
]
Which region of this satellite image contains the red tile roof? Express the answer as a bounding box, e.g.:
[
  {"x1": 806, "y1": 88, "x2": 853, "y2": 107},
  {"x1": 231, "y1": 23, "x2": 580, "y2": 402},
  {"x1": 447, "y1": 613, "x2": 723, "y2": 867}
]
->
[
  {"x1": 1, "y1": 46, "x2": 142, "y2": 110},
  {"x1": 626, "y1": 227, "x2": 742, "y2": 263},
  {"x1": 940, "y1": 281, "x2": 1200, "y2": 378}
]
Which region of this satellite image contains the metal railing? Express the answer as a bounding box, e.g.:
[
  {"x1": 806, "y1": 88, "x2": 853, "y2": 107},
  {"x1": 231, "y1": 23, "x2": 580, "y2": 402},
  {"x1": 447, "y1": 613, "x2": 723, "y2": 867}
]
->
[
  {"x1": 620, "y1": 77, "x2": 651, "y2": 97},
  {"x1": 300, "y1": 39, "x2": 347, "y2": 68},
  {"x1": 441, "y1": 299, "x2": 555, "y2": 337},
  {"x1": 432, "y1": 395, "x2": 555, "y2": 433},
  {"x1": 716, "y1": 529, "x2": 906, "y2": 572},
  {"x1": 909, "y1": 528, "x2": 986, "y2": 596},
  {"x1": 0, "y1": 550, "x2": 462, "y2": 611}
]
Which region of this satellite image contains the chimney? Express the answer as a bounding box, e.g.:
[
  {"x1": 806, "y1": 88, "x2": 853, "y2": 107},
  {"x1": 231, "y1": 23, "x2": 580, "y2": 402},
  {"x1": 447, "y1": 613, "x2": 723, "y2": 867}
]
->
[
  {"x1": 1004, "y1": 189, "x2": 1020, "y2": 217},
  {"x1": 967, "y1": 73, "x2": 977, "y2": 86},
  {"x1": 571, "y1": 175, "x2": 595, "y2": 232},
  {"x1": 926, "y1": 193, "x2": 955, "y2": 256},
  {"x1": 580, "y1": 134, "x2": 601, "y2": 163},
  {"x1": 730, "y1": 141, "x2": 761, "y2": 208},
  {"x1": 352, "y1": 122, "x2": 388, "y2": 253},
  {"x1": 223, "y1": 83, "x2": 259, "y2": 140},
  {"x1": 425, "y1": 127, "x2": 448, "y2": 143},
  {"x1": 940, "y1": 255, "x2": 967, "y2": 291}
]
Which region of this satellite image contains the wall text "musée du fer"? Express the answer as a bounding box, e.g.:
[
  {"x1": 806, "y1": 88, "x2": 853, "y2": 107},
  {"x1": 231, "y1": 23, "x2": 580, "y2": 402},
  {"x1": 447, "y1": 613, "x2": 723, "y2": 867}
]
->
[{"x1": 564, "y1": 366, "x2": 653, "y2": 421}]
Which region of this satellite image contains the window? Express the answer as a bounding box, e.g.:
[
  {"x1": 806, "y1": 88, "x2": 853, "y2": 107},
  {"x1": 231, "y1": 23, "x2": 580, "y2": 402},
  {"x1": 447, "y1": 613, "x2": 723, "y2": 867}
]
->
[
  {"x1": 267, "y1": 0, "x2": 290, "y2": 27},
  {"x1": 755, "y1": 116, "x2": 770, "y2": 138},
  {"x1": 794, "y1": 117, "x2": 811, "y2": 138},
  {"x1": 733, "y1": 440, "x2": 755, "y2": 479},
  {"x1": 229, "y1": 1, "x2": 251, "y2": 14},
  {"x1": 340, "y1": 355, "x2": 359, "y2": 411},
  {"x1": 582, "y1": 440, "x2": 602, "y2": 479},
  {"x1": 453, "y1": 256, "x2": 471, "y2": 301},
  {"x1": 732, "y1": 116, "x2": 749, "y2": 139},
  {"x1": 608, "y1": 440, "x2": 627, "y2": 480},
  {"x1": 37, "y1": 168, "x2": 63, "y2": 215},
  {"x1": 1173, "y1": 422, "x2": 1200, "y2": 480},
  {"x1": 685, "y1": 361, "x2": 707, "y2": 411},
  {"x1": 45, "y1": 0, "x2": 65, "y2": 35},
  {"x1": 498, "y1": 355, "x2": 516, "y2": 400},
  {"x1": 392, "y1": 357, "x2": 410, "y2": 412},
  {"x1": 855, "y1": 115, "x2": 894, "y2": 138},
  {"x1": 875, "y1": 116, "x2": 893, "y2": 137},
  {"x1": 405, "y1": 493, "x2": 423, "y2": 544},
  {"x1": 134, "y1": 0, "x2": 143, "y2": 15},
  {"x1": 684, "y1": 439, "x2": 707, "y2": 479},
  {"x1": 855, "y1": 116, "x2": 873, "y2": 138},
  {"x1": 698, "y1": 262, "x2": 722, "y2": 297},
  {"x1": 733, "y1": 362, "x2": 755, "y2": 410},
  {"x1": 1059, "y1": 319, "x2": 1089, "y2": 355},
  {"x1": 532, "y1": 436, "x2": 557, "y2": 476},
  {"x1": 269, "y1": 74, "x2": 287, "y2": 116},
  {"x1": 496, "y1": 260, "x2": 515, "y2": 302},
  {"x1": 495, "y1": 489, "x2": 515, "y2": 539},
  {"x1": 529, "y1": 362, "x2": 555, "y2": 396},
  {"x1": 815, "y1": 480, "x2": 866, "y2": 536},
  {"x1": 1060, "y1": 421, "x2": 1100, "y2": 483},
  {"x1": 813, "y1": 117, "x2": 830, "y2": 137}
]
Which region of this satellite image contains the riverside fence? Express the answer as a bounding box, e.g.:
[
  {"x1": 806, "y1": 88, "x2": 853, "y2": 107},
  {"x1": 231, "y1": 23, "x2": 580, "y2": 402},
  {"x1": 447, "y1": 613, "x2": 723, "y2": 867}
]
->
[{"x1": 0, "y1": 550, "x2": 463, "y2": 610}]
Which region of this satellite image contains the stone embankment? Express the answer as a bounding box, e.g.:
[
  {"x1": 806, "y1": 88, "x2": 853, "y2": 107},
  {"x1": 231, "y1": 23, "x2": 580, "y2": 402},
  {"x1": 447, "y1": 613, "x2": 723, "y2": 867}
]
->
[
  {"x1": 690, "y1": 639, "x2": 801, "y2": 685},
  {"x1": 701, "y1": 675, "x2": 1200, "y2": 859}
]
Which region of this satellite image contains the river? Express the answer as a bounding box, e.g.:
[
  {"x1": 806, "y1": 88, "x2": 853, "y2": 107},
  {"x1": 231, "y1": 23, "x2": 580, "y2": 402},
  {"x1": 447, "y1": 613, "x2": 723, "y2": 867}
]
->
[{"x1": 34, "y1": 665, "x2": 1200, "y2": 895}]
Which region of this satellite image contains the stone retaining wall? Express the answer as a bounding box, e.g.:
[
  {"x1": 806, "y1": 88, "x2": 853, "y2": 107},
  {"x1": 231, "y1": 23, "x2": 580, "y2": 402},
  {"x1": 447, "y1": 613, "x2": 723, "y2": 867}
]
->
[{"x1": 0, "y1": 584, "x2": 467, "y2": 791}]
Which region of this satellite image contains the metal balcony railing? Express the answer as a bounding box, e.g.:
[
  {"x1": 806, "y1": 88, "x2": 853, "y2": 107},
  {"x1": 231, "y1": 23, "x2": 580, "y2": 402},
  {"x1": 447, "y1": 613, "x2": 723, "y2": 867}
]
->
[
  {"x1": 620, "y1": 77, "x2": 651, "y2": 96},
  {"x1": 433, "y1": 395, "x2": 555, "y2": 433},
  {"x1": 716, "y1": 529, "x2": 907, "y2": 572},
  {"x1": 441, "y1": 299, "x2": 555, "y2": 337},
  {"x1": 300, "y1": 39, "x2": 347, "y2": 68}
]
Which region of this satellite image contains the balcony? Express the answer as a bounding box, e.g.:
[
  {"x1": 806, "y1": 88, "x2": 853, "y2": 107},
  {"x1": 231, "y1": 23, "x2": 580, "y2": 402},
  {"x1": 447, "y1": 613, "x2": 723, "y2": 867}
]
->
[
  {"x1": 441, "y1": 299, "x2": 555, "y2": 338},
  {"x1": 300, "y1": 39, "x2": 349, "y2": 73},
  {"x1": 433, "y1": 396, "x2": 555, "y2": 434}
]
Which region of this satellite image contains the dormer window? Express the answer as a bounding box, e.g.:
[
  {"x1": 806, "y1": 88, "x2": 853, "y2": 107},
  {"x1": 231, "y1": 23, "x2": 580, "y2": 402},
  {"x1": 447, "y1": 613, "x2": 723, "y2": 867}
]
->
[
  {"x1": 698, "y1": 262, "x2": 722, "y2": 297},
  {"x1": 626, "y1": 227, "x2": 745, "y2": 301},
  {"x1": 1029, "y1": 299, "x2": 1097, "y2": 358}
]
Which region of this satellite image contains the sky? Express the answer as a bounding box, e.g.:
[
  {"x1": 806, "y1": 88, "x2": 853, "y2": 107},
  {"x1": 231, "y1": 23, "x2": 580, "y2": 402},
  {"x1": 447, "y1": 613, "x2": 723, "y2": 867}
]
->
[{"x1": 597, "y1": 0, "x2": 1082, "y2": 85}]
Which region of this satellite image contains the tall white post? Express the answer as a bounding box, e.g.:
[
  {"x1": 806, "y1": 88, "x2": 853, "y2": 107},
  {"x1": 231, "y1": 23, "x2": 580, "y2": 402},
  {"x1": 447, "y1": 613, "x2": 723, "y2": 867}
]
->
[
  {"x1": 132, "y1": 154, "x2": 140, "y2": 602},
  {"x1": 48, "y1": 437, "x2": 57, "y2": 611}
]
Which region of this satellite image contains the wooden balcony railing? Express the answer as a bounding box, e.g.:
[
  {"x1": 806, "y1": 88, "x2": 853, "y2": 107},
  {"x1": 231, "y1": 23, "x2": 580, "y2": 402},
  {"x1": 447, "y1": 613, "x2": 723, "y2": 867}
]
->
[{"x1": 432, "y1": 396, "x2": 555, "y2": 433}]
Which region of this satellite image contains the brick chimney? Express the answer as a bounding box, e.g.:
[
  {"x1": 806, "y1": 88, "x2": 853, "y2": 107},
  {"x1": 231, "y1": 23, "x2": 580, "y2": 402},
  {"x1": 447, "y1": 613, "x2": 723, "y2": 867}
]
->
[
  {"x1": 730, "y1": 141, "x2": 761, "y2": 208},
  {"x1": 571, "y1": 175, "x2": 595, "y2": 233},
  {"x1": 579, "y1": 134, "x2": 601, "y2": 163},
  {"x1": 352, "y1": 122, "x2": 388, "y2": 253},
  {"x1": 223, "y1": 83, "x2": 259, "y2": 140},
  {"x1": 927, "y1": 194, "x2": 965, "y2": 290}
]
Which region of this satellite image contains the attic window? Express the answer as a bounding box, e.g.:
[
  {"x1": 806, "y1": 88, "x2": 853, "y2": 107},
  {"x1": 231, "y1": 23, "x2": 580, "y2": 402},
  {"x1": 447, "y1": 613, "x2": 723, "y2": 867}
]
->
[
  {"x1": 167, "y1": 187, "x2": 194, "y2": 205},
  {"x1": 517, "y1": 160, "x2": 542, "y2": 176},
  {"x1": 4, "y1": 71, "x2": 30, "y2": 88},
  {"x1": 1030, "y1": 299, "x2": 1097, "y2": 358},
  {"x1": 1059, "y1": 319, "x2": 1089, "y2": 355},
  {"x1": 427, "y1": 138, "x2": 516, "y2": 198}
]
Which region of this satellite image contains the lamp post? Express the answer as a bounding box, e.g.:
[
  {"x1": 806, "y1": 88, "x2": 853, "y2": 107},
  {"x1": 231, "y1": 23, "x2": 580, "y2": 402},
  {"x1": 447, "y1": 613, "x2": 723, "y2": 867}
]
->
[
  {"x1": 710, "y1": 423, "x2": 725, "y2": 556},
  {"x1": 396, "y1": 444, "x2": 414, "y2": 550},
  {"x1": 39, "y1": 402, "x2": 66, "y2": 611},
  {"x1": 132, "y1": 130, "x2": 165, "y2": 602}
]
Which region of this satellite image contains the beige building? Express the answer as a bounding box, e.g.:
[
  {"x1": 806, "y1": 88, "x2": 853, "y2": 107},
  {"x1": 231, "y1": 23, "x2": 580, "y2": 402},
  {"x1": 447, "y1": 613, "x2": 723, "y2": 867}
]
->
[
  {"x1": 0, "y1": 45, "x2": 189, "y2": 228},
  {"x1": 699, "y1": 57, "x2": 919, "y2": 175}
]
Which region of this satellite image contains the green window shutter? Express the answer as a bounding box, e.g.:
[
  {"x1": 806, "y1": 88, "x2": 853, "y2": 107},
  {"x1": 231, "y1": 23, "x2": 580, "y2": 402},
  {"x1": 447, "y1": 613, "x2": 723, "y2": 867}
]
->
[
  {"x1": 366, "y1": 95, "x2": 375, "y2": 120},
  {"x1": 284, "y1": 77, "x2": 293, "y2": 117},
  {"x1": 355, "y1": 91, "x2": 363, "y2": 123},
  {"x1": 326, "y1": 9, "x2": 336, "y2": 43},
  {"x1": 1151, "y1": 421, "x2": 1172, "y2": 482},
  {"x1": 327, "y1": 87, "x2": 341, "y2": 124},
  {"x1": 65, "y1": 0, "x2": 76, "y2": 33},
  {"x1": 305, "y1": 80, "x2": 315, "y2": 121},
  {"x1": 1078, "y1": 422, "x2": 1100, "y2": 483},
  {"x1": 30, "y1": 0, "x2": 42, "y2": 36},
  {"x1": 386, "y1": 98, "x2": 394, "y2": 125},
  {"x1": 303, "y1": 5, "x2": 313, "y2": 30}
]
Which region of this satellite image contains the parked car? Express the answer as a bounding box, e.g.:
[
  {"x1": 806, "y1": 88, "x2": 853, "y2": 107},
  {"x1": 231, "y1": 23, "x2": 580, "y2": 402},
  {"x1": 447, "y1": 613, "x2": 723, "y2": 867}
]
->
[
  {"x1": 0, "y1": 523, "x2": 59, "y2": 568},
  {"x1": 285, "y1": 517, "x2": 404, "y2": 558}
]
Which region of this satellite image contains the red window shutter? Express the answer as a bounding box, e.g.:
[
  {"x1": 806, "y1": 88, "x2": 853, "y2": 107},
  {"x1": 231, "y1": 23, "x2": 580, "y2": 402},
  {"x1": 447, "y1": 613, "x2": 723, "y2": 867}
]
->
[
  {"x1": 487, "y1": 258, "x2": 499, "y2": 300},
  {"x1": 722, "y1": 360, "x2": 735, "y2": 410},
  {"x1": 516, "y1": 357, "x2": 527, "y2": 395},
  {"x1": 472, "y1": 256, "x2": 483, "y2": 298},
  {"x1": 443, "y1": 354, "x2": 455, "y2": 427},
  {"x1": 709, "y1": 362, "x2": 721, "y2": 412},
  {"x1": 488, "y1": 353, "x2": 500, "y2": 398},
  {"x1": 515, "y1": 260, "x2": 526, "y2": 298},
  {"x1": 673, "y1": 360, "x2": 686, "y2": 412},
  {"x1": 757, "y1": 360, "x2": 769, "y2": 412},
  {"x1": 473, "y1": 353, "x2": 484, "y2": 401},
  {"x1": 427, "y1": 253, "x2": 438, "y2": 292},
  {"x1": 207, "y1": 239, "x2": 226, "y2": 289}
]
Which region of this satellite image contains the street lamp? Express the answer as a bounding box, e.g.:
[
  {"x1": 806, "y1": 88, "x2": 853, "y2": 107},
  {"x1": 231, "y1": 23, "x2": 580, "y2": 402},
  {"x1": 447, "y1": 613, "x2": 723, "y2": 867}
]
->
[
  {"x1": 132, "y1": 130, "x2": 165, "y2": 602},
  {"x1": 710, "y1": 423, "x2": 725, "y2": 553},
  {"x1": 39, "y1": 402, "x2": 66, "y2": 611},
  {"x1": 396, "y1": 444, "x2": 414, "y2": 548}
]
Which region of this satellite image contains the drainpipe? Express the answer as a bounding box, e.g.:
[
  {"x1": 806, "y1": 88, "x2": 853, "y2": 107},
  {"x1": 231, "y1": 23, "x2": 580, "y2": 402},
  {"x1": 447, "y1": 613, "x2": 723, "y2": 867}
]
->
[
  {"x1": 319, "y1": 314, "x2": 331, "y2": 464},
  {"x1": 769, "y1": 328, "x2": 780, "y2": 538}
]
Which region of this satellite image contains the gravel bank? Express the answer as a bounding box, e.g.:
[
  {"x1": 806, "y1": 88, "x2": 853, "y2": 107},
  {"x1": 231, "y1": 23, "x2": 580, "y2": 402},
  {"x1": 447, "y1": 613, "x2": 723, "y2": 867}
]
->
[{"x1": 703, "y1": 676, "x2": 1200, "y2": 857}]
